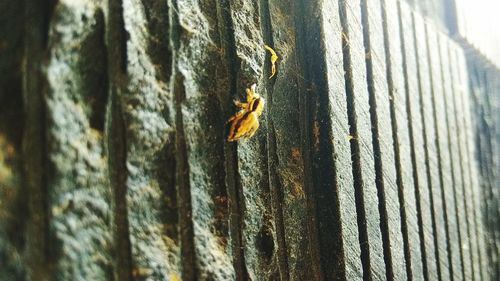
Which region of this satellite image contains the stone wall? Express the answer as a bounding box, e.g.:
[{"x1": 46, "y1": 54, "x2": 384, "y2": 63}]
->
[{"x1": 0, "y1": 0, "x2": 498, "y2": 280}]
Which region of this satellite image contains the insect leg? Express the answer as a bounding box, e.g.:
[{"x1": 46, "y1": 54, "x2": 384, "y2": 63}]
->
[
  {"x1": 233, "y1": 100, "x2": 248, "y2": 109},
  {"x1": 246, "y1": 84, "x2": 258, "y2": 103},
  {"x1": 244, "y1": 118, "x2": 260, "y2": 139},
  {"x1": 226, "y1": 110, "x2": 246, "y2": 124}
]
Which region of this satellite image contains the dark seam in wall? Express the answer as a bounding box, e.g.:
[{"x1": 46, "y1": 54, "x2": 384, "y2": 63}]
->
[
  {"x1": 169, "y1": 0, "x2": 197, "y2": 278},
  {"x1": 266, "y1": 124, "x2": 290, "y2": 281},
  {"x1": 293, "y1": 1, "x2": 348, "y2": 279},
  {"x1": 447, "y1": 42, "x2": 476, "y2": 281},
  {"x1": 42, "y1": 0, "x2": 57, "y2": 47},
  {"x1": 258, "y1": 1, "x2": 290, "y2": 279},
  {"x1": 437, "y1": 36, "x2": 466, "y2": 281},
  {"x1": 108, "y1": 91, "x2": 132, "y2": 281},
  {"x1": 424, "y1": 23, "x2": 454, "y2": 281},
  {"x1": 105, "y1": 0, "x2": 132, "y2": 279},
  {"x1": 106, "y1": 0, "x2": 127, "y2": 76},
  {"x1": 173, "y1": 74, "x2": 197, "y2": 280},
  {"x1": 311, "y1": 75, "x2": 348, "y2": 279},
  {"x1": 360, "y1": 1, "x2": 394, "y2": 279},
  {"x1": 452, "y1": 50, "x2": 479, "y2": 281},
  {"x1": 41, "y1": 78, "x2": 51, "y2": 280},
  {"x1": 411, "y1": 13, "x2": 442, "y2": 281},
  {"x1": 42, "y1": 0, "x2": 54, "y2": 269},
  {"x1": 214, "y1": 0, "x2": 248, "y2": 279},
  {"x1": 397, "y1": 4, "x2": 428, "y2": 280},
  {"x1": 462, "y1": 55, "x2": 486, "y2": 281},
  {"x1": 291, "y1": 0, "x2": 324, "y2": 280},
  {"x1": 23, "y1": 0, "x2": 51, "y2": 278},
  {"x1": 382, "y1": 0, "x2": 414, "y2": 279},
  {"x1": 338, "y1": 1, "x2": 372, "y2": 280}
]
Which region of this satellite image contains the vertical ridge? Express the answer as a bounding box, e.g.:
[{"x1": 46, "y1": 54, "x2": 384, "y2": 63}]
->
[
  {"x1": 412, "y1": 13, "x2": 443, "y2": 281},
  {"x1": 438, "y1": 36, "x2": 467, "y2": 281},
  {"x1": 382, "y1": 0, "x2": 414, "y2": 278},
  {"x1": 449, "y1": 45, "x2": 481, "y2": 281},
  {"x1": 214, "y1": 0, "x2": 248, "y2": 279},
  {"x1": 467, "y1": 60, "x2": 491, "y2": 280},
  {"x1": 397, "y1": 4, "x2": 430, "y2": 280},
  {"x1": 306, "y1": 1, "x2": 364, "y2": 279},
  {"x1": 424, "y1": 23, "x2": 455, "y2": 281},
  {"x1": 338, "y1": 1, "x2": 373, "y2": 279},
  {"x1": 169, "y1": 1, "x2": 196, "y2": 278},
  {"x1": 258, "y1": 1, "x2": 290, "y2": 279},
  {"x1": 359, "y1": 1, "x2": 395, "y2": 279}
]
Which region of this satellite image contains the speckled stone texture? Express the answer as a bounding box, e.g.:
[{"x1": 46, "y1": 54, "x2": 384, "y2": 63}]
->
[{"x1": 1, "y1": 0, "x2": 498, "y2": 281}]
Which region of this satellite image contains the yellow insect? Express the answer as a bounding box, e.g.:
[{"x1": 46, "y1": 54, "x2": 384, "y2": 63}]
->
[
  {"x1": 227, "y1": 84, "x2": 265, "y2": 141},
  {"x1": 264, "y1": 44, "x2": 278, "y2": 78}
]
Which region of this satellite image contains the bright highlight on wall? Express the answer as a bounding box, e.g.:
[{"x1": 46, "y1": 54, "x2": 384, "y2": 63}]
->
[{"x1": 455, "y1": 0, "x2": 500, "y2": 67}]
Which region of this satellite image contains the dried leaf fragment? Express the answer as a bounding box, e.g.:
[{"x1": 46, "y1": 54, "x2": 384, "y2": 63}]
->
[{"x1": 264, "y1": 44, "x2": 279, "y2": 78}]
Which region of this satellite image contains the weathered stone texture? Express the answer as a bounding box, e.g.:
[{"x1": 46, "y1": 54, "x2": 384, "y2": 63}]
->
[
  {"x1": 45, "y1": 1, "x2": 112, "y2": 280},
  {"x1": 0, "y1": 1, "x2": 499, "y2": 281}
]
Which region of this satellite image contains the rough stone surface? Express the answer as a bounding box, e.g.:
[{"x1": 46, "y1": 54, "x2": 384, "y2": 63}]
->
[
  {"x1": 0, "y1": 1, "x2": 498, "y2": 281},
  {"x1": 121, "y1": 0, "x2": 180, "y2": 280},
  {"x1": 45, "y1": 1, "x2": 112, "y2": 280}
]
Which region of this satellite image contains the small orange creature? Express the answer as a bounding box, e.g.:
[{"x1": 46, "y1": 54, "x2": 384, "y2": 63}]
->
[{"x1": 227, "y1": 84, "x2": 265, "y2": 141}]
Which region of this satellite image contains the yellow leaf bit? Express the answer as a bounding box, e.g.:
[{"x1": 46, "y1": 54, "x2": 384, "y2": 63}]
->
[{"x1": 264, "y1": 44, "x2": 279, "y2": 79}]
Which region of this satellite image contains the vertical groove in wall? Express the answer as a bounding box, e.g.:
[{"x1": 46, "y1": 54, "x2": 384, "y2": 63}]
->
[
  {"x1": 468, "y1": 61, "x2": 493, "y2": 280},
  {"x1": 291, "y1": 1, "x2": 325, "y2": 280},
  {"x1": 266, "y1": 129, "x2": 290, "y2": 281},
  {"x1": 484, "y1": 68, "x2": 500, "y2": 280},
  {"x1": 397, "y1": 4, "x2": 429, "y2": 280},
  {"x1": 309, "y1": 70, "x2": 348, "y2": 279},
  {"x1": 295, "y1": 1, "x2": 357, "y2": 279},
  {"x1": 411, "y1": 13, "x2": 442, "y2": 281},
  {"x1": 451, "y1": 46, "x2": 477, "y2": 281},
  {"x1": 41, "y1": 0, "x2": 57, "y2": 48},
  {"x1": 480, "y1": 69, "x2": 500, "y2": 274},
  {"x1": 360, "y1": 1, "x2": 393, "y2": 279},
  {"x1": 22, "y1": 0, "x2": 52, "y2": 279},
  {"x1": 383, "y1": 1, "x2": 413, "y2": 278},
  {"x1": 451, "y1": 48, "x2": 482, "y2": 281},
  {"x1": 338, "y1": 1, "x2": 372, "y2": 280},
  {"x1": 106, "y1": 0, "x2": 132, "y2": 280},
  {"x1": 258, "y1": 1, "x2": 290, "y2": 279},
  {"x1": 168, "y1": 1, "x2": 196, "y2": 278},
  {"x1": 423, "y1": 24, "x2": 455, "y2": 281},
  {"x1": 107, "y1": 90, "x2": 131, "y2": 281},
  {"x1": 473, "y1": 64, "x2": 495, "y2": 280},
  {"x1": 438, "y1": 37, "x2": 467, "y2": 281},
  {"x1": 214, "y1": 0, "x2": 248, "y2": 279},
  {"x1": 172, "y1": 75, "x2": 196, "y2": 280},
  {"x1": 483, "y1": 70, "x2": 499, "y2": 280}
]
